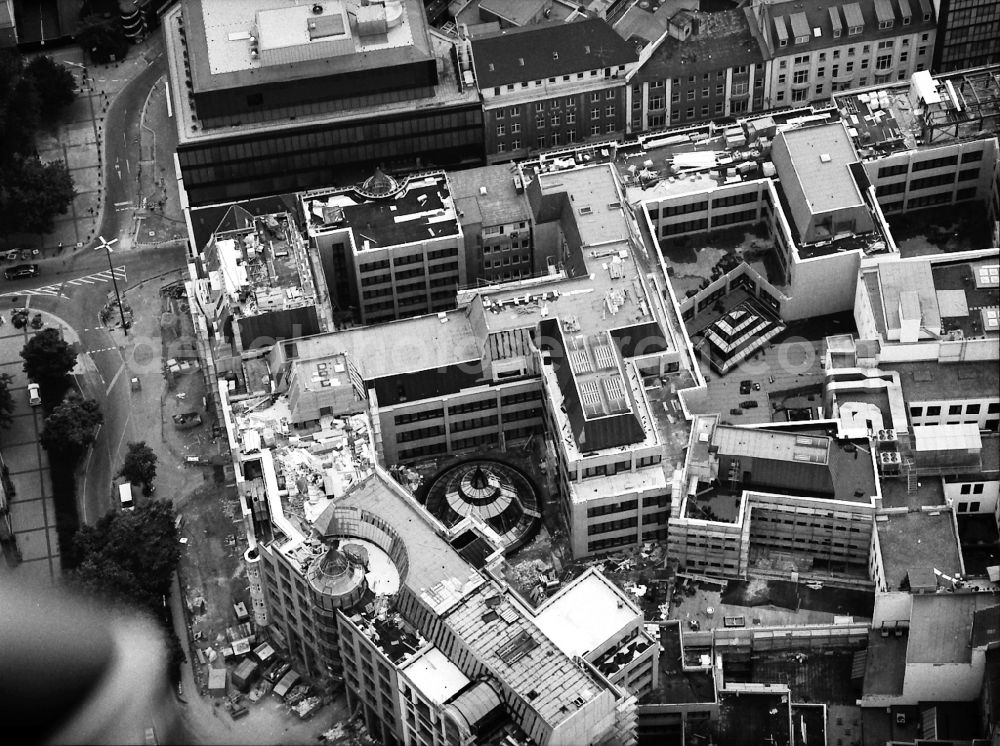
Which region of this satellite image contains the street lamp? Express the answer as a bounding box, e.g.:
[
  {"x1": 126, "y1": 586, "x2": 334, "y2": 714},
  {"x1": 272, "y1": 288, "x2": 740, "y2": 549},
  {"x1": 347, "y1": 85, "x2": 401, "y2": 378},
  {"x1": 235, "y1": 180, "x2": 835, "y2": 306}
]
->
[{"x1": 95, "y1": 235, "x2": 128, "y2": 336}]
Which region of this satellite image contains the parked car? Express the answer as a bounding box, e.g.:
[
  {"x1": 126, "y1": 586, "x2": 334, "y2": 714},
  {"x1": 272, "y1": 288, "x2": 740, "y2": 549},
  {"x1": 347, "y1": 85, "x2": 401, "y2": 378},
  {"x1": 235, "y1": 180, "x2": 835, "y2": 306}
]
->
[
  {"x1": 739, "y1": 380, "x2": 752, "y2": 395},
  {"x1": 4, "y1": 263, "x2": 39, "y2": 280},
  {"x1": 739, "y1": 400, "x2": 759, "y2": 409},
  {"x1": 27, "y1": 383, "x2": 41, "y2": 406}
]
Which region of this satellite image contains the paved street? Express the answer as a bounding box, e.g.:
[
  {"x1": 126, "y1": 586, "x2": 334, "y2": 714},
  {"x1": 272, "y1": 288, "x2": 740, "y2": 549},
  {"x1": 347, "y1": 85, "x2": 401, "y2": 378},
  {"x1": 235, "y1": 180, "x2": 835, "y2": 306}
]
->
[{"x1": 14, "y1": 243, "x2": 187, "y2": 523}]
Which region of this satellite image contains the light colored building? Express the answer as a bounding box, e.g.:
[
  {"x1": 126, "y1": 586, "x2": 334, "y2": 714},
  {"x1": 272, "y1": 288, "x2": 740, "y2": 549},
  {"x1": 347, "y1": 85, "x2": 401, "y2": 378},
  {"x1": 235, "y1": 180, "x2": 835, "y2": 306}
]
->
[
  {"x1": 185, "y1": 198, "x2": 333, "y2": 415},
  {"x1": 862, "y1": 591, "x2": 998, "y2": 706},
  {"x1": 223, "y1": 374, "x2": 643, "y2": 745},
  {"x1": 750, "y1": 0, "x2": 937, "y2": 107},
  {"x1": 668, "y1": 414, "x2": 881, "y2": 584},
  {"x1": 447, "y1": 165, "x2": 537, "y2": 285},
  {"x1": 302, "y1": 172, "x2": 466, "y2": 326}
]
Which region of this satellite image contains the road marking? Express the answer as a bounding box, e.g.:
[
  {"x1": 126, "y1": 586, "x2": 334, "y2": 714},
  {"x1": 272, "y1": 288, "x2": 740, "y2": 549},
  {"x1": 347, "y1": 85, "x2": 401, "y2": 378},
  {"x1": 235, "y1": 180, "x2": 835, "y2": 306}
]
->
[
  {"x1": 106, "y1": 362, "x2": 126, "y2": 396},
  {"x1": 0, "y1": 267, "x2": 127, "y2": 299}
]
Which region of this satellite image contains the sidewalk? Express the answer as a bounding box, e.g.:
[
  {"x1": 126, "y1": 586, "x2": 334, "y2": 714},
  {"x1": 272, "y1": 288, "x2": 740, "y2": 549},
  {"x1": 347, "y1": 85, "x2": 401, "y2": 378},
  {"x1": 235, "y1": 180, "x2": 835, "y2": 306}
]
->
[
  {"x1": 3, "y1": 39, "x2": 168, "y2": 264},
  {"x1": 132, "y1": 74, "x2": 185, "y2": 250}
]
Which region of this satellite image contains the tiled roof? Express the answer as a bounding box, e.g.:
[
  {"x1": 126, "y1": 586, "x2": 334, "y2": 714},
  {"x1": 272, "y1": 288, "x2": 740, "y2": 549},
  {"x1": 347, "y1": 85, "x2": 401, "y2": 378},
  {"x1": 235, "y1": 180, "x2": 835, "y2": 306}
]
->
[
  {"x1": 471, "y1": 19, "x2": 637, "y2": 89},
  {"x1": 760, "y1": 0, "x2": 936, "y2": 57},
  {"x1": 635, "y1": 8, "x2": 763, "y2": 82}
]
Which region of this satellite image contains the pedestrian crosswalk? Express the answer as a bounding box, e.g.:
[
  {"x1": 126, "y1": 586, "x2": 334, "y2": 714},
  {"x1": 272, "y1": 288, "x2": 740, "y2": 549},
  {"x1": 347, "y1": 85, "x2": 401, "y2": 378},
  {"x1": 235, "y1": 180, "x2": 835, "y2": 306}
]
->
[{"x1": 0, "y1": 267, "x2": 127, "y2": 298}]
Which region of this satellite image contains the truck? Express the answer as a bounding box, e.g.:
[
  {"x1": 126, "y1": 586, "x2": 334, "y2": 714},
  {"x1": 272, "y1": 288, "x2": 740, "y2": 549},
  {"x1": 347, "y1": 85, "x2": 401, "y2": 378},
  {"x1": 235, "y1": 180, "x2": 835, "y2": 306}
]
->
[
  {"x1": 118, "y1": 483, "x2": 135, "y2": 512},
  {"x1": 172, "y1": 412, "x2": 203, "y2": 430}
]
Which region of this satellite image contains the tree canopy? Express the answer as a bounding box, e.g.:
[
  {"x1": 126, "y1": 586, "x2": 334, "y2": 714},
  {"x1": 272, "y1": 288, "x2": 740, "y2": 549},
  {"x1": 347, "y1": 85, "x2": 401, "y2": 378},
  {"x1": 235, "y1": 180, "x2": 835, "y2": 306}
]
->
[
  {"x1": 21, "y1": 328, "x2": 78, "y2": 385},
  {"x1": 0, "y1": 51, "x2": 40, "y2": 163},
  {"x1": 0, "y1": 372, "x2": 14, "y2": 429},
  {"x1": 69, "y1": 499, "x2": 185, "y2": 680},
  {"x1": 118, "y1": 441, "x2": 158, "y2": 496},
  {"x1": 0, "y1": 155, "x2": 75, "y2": 236},
  {"x1": 76, "y1": 16, "x2": 130, "y2": 66},
  {"x1": 24, "y1": 56, "x2": 77, "y2": 122},
  {"x1": 40, "y1": 394, "x2": 102, "y2": 461}
]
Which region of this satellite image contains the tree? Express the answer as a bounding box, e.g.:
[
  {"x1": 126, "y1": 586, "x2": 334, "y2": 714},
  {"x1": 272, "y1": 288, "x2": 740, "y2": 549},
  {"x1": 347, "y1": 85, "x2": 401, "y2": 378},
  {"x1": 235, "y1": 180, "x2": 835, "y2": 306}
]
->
[
  {"x1": 76, "y1": 15, "x2": 130, "y2": 66},
  {"x1": 70, "y1": 500, "x2": 180, "y2": 614},
  {"x1": 0, "y1": 372, "x2": 13, "y2": 429},
  {"x1": 70, "y1": 499, "x2": 185, "y2": 680},
  {"x1": 0, "y1": 155, "x2": 75, "y2": 236},
  {"x1": 118, "y1": 441, "x2": 158, "y2": 496},
  {"x1": 40, "y1": 394, "x2": 102, "y2": 462},
  {"x1": 0, "y1": 50, "x2": 40, "y2": 163},
  {"x1": 20, "y1": 327, "x2": 77, "y2": 385},
  {"x1": 24, "y1": 56, "x2": 76, "y2": 122}
]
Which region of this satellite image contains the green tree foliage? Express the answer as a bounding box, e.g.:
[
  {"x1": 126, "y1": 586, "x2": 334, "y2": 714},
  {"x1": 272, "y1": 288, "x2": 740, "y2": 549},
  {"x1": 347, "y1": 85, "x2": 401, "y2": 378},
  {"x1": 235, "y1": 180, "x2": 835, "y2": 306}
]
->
[
  {"x1": 20, "y1": 327, "x2": 78, "y2": 385},
  {"x1": 0, "y1": 50, "x2": 40, "y2": 163},
  {"x1": 70, "y1": 500, "x2": 184, "y2": 677},
  {"x1": 0, "y1": 155, "x2": 76, "y2": 235},
  {"x1": 40, "y1": 394, "x2": 102, "y2": 462},
  {"x1": 76, "y1": 15, "x2": 130, "y2": 66},
  {"x1": 0, "y1": 372, "x2": 14, "y2": 429},
  {"x1": 118, "y1": 441, "x2": 158, "y2": 496},
  {"x1": 71, "y1": 500, "x2": 180, "y2": 610},
  {"x1": 24, "y1": 55, "x2": 77, "y2": 122}
]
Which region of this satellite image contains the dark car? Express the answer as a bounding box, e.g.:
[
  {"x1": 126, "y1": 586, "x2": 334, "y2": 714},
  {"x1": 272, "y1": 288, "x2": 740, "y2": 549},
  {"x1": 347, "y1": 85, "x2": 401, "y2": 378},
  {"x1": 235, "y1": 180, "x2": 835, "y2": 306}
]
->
[
  {"x1": 739, "y1": 381, "x2": 752, "y2": 395},
  {"x1": 4, "y1": 264, "x2": 39, "y2": 280}
]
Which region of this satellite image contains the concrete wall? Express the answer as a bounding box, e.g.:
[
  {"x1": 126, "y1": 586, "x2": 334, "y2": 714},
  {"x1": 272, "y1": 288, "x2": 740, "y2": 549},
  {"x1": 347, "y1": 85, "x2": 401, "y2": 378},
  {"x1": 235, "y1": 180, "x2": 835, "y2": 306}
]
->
[
  {"x1": 785, "y1": 248, "x2": 862, "y2": 320},
  {"x1": 901, "y1": 650, "x2": 988, "y2": 704}
]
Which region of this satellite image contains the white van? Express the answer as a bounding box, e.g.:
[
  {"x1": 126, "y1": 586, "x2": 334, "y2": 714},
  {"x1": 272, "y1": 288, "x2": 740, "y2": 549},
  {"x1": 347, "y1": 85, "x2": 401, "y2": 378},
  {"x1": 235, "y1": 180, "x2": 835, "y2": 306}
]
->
[
  {"x1": 27, "y1": 382, "x2": 41, "y2": 406},
  {"x1": 118, "y1": 483, "x2": 135, "y2": 512}
]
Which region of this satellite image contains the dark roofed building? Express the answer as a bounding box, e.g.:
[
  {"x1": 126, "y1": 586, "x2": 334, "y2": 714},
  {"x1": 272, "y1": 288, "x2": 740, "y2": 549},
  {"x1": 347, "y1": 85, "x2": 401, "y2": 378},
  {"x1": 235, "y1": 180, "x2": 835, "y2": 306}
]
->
[
  {"x1": 471, "y1": 19, "x2": 637, "y2": 89},
  {"x1": 469, "y1": 19, "x2": 639, "y2": 163},
  {"x1": 165, "y1": 0, "x2": 485, "y2": 205},
  {"x1": 629, "y1": 8, "x2": 768, "y2": 132},
  {"x1": 748, "y1": 0, "x2": 937, "y2": 108}
]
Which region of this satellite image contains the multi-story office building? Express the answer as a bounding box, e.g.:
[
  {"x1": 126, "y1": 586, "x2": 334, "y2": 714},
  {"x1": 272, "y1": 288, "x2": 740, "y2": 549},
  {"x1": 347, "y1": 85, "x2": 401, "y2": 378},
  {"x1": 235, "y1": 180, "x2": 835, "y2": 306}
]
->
[
  {"x1": 448, "y1": 165, "x2": 537, "y2": 285},
  {"x1": 185, "y1": 197, "x2": 334, "y2": 416},
  {"x1": 468, "y1": 19, "x2": 639, "y2": 162},
  {"x1": 163, "y1": 0, "x2": 484, "y2": 205},
  {"x1": 750, "y1": 0, "x2": 937, "y2": 107},
  {"x1": 223, "y1": 371, "x2": 647, "y2": 745},
  {"x1": 628, "y1": 8, "x2": 767, "y2": 132},
  {"x1": 302, "y1": 172, "x2": 466, "y2": 325},
  {"x1": 668, "y1": 414, "x2": 881, "y2": 583},
  {"x1": 931, "y1": 0, "x2": 1000, "y2": 72}
]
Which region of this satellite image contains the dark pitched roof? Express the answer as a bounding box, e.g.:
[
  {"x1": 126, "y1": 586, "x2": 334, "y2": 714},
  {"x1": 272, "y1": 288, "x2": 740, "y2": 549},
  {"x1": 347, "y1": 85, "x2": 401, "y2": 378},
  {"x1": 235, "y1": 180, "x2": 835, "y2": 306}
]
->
[
  {"x1": 759, "y1": 0, "x2": 937, "y2": 57},
  {"x1": 471, "y1": 19, "x2": 638, "y2": 89},
  {"x1": 635, "y1": 8, "x2": 764, "y2": 83}
]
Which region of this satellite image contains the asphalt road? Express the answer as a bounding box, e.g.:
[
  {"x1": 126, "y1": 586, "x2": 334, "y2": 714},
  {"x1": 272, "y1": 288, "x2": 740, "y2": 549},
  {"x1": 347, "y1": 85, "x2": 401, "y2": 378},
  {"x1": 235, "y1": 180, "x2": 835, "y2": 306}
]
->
[
  {"x1": 98, "y1": 36, "x2": 167, "y2": 246},
  {"x1": 0, "y1": 30, "x2": 187, "y2": 525},
  {"x1": 5, "y1": 244, "x2": 187, "y2": 522}
]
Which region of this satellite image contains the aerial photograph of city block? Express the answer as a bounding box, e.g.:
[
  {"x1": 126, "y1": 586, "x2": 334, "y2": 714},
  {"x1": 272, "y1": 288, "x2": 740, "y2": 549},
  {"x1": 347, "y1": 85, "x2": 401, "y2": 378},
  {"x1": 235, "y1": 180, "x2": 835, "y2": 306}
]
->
[{"x1": 0, "y1": 0, "x2": 998, "y2": 744}]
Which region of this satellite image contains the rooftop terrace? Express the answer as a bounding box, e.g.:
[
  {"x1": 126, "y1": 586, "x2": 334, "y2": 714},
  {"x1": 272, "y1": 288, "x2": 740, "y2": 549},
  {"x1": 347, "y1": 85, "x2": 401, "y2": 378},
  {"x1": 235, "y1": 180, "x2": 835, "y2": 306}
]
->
[
  {"x1": 532, "y1": 569, "x2": 639, "y2": 660},
  {"x1": 876, "y1": 510, "x2": 963, "y2": 592},
  {"x1": 205, "y1": 209, "x2": 317, "y2": 317},
  {"x1": 166, "y1": 4, "x2": 476, "y2": 143},
  {"x1": 281, "y1": 309, "x2": 481, "y2": 382},
  {"x1": 833, "y1": 66, "x2": 1000, "y2": 153},
  {"x1": 890, "y1": 359, "x2": 1000, "y2": 402},
  {"x1": 303, "y1": 173, "x2": 459, "y2": 248}
]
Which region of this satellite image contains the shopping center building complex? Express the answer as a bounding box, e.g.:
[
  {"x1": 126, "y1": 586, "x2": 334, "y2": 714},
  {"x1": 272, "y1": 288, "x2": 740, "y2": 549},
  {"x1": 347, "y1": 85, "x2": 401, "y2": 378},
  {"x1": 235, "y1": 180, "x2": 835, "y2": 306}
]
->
[{"x1": 174, "y1": 5, "x2": 1000, "y2": 735}]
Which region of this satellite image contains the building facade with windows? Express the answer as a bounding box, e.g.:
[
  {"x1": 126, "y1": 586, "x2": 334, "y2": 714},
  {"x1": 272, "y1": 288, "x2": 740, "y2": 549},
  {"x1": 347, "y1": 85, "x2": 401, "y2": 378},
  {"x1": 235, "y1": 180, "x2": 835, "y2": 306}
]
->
[
  {"x1": 448, "y1": 165, "x2": 538, "y2": 286},
  {"x1": 931, "y1": 0, "x2": 1000, "y2": 72},
  {"x1": 628, "y1": 8, "x2": 766, "y2": 133},
  {"x1": 301, "y1": 172, "x2": 466, "y2": 326},
  {"x1": 750, "y1": 0, "x2": 937, "y2": 108},
  {"x1": 164, "y1": 0, "x2": 484, "y2": 206},
  {"x1": 468, "y1": 19, "x2": 639, "y2": 163}
]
